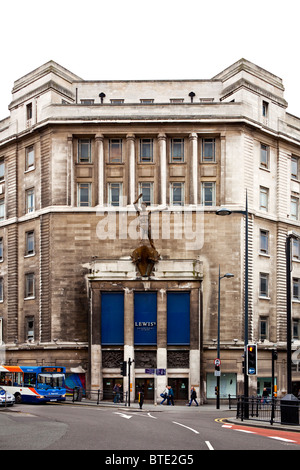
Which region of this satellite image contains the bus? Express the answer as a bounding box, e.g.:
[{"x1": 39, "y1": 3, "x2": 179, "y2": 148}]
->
[{"x1": 0, "y1": 366, "x2": 66, "y2": 404}]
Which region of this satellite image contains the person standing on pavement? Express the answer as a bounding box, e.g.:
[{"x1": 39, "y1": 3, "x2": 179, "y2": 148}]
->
[
  {"x1": 188, "y1": 387, "x2": 199, "y2": 406},
  {"x1": 138, "y1": 385, "x2": 144, "y2": 409}
]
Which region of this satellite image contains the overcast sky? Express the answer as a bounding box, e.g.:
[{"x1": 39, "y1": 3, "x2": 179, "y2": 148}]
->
[{"x1": 1, "y1": 0, "x2": 299, "y2": 119}]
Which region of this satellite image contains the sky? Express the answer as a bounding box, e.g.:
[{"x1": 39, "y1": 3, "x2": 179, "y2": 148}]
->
[{"x1": 1, "y1": 0, "x2": 299, "y2": 119}]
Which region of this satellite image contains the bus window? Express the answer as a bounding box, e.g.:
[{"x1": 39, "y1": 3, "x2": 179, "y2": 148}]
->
[
  {"x1": 24, "y1": 373, "x2": 36, "y2": 387},
  {"x1": 38, "y1": 374, "x2": 65, "y2": 390},
  {"x1": 13, "y1": 372, "x2": 23, "y2": 386}
]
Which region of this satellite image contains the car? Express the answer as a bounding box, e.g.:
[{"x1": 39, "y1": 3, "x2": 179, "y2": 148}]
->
[{"x1": 0, "y1": 387, "x2": 15, "y2": 406}]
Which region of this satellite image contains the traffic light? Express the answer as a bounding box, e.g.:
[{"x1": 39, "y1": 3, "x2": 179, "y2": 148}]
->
[
  {"x1": 246, "y1": 344, "x2": 257, "y2": 375},
  {"x1": 120, "y1": 361, "x2": 127, "y2": 376}
]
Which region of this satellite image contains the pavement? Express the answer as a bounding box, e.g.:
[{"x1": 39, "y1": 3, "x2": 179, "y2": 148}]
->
[{"x1": 64, "y1": 396, "x2": 300, "y2": 433}]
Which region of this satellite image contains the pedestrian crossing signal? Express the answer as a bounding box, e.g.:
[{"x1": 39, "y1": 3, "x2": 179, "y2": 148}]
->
[
  {"x1": 120, "y1": 361, "x2": 127, "y2": 376},
  {"x1": 246, "y1": 344, "x2": 257, "y2": 376}
]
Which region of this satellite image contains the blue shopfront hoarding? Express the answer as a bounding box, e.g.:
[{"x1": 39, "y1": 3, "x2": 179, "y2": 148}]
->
[
  {"x1": 134, "y1": 292, "x2": 157, "y2": 345},
  {"x1": 101, "y1": 292, "x2": 124, "y2": 345},
  {"x1": 167, "y1": 292, "x2": 190, "y2": 345}
]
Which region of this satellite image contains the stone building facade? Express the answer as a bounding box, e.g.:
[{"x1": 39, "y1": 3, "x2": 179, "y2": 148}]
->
[{"x1": 0, "y1": 58, "x2": 300, "y2": 402}]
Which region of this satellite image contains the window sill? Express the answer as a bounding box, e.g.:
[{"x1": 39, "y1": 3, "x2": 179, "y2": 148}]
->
[
  {"x1": 24, "y1": 296, "x2": 35, "y2": 301},
  {"x1": 259, "y1": 296, "x2": 271, "y2": 301}
]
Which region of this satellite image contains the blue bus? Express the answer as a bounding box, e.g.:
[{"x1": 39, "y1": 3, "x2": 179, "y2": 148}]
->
[{"x1": 0, "y1": 365, "x2": 66, "y2": 404}]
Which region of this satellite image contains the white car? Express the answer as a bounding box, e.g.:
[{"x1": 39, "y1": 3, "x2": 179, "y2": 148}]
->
[{"x1": 0, "y1": 387, "x2": 15, "y2": 406}]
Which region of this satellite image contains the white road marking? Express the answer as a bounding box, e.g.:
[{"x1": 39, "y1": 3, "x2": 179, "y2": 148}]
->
[
  {"x1": 172, "y1": 421, "x2": 199, "y2": 434},
  {"x1": 234, "y1": 429, "x2": 255, "y2": 434},
  {"x1": 205, "y1": 441, "x2": 214, "y2": 450},
  {"x1": 114, "y1": 412, "x2": 132, "y2": 419},
  {"x1": 268, "y1": 436, "x2": 296, "y2": 443}
]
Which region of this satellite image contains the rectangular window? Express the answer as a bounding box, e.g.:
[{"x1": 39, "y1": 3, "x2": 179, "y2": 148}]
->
[
  {"x1": 134, "y1": 292, "x2": 157, "y2": 345},
  {"x1": 293, "y1": 238, "x2": 300, "y2": 260},
  {"x1": 0, "y1": 200, "x2": 4, "y2": 221},
  {"x1": 26, "y1": 103, "x2": 33, "y2": 120},
  {"x1": 167, "y1": 292, "x2": 190, "y2": 345},
  {"x1": 291, "y1": 196, "x2": 299, "y2": 220},
  {"x1": 140, "y1": 139, "x2": 153, "y2": 163},
  {"x1": 170, "y1": 182, "x2": 184, "y2": 206},
  {"x1": 139, "y1": 182, "x2": 153, "y2": 206},
  {"x1": 293, "y1": 319, "x2": 300, "y2": 340},
  {"x1": 0, "y1": 237, "x2": 3, "y2": 261},
  {"x1": 78, "y1": 139, "x2": 91, "y2": 163},
  {"x1": 101, "y1": 292, "x2": 124, "y2": 345},
  {"x1": 77, "y1": 183, "x2": 91, "y2": 207},
  {"x1": 262, "y1": 101, "x2": 269, "y2": 117},
  {"x1": 0, "y1": 278, "x2": 3, "y2": 302},
  {"x1": 110, "y1": 99, "x2": 124, "y2": 104},
  {"x1": 80, "y1": 99, "x2": 94, "y2": 105},
  {"x1": 108, "y1": 182, "x2": 122, "y2": 206},
  {"x1": 26, "y1": 317, "x2": 35, "y2": 342},
  {"x1": 0, "y1": 158, "x2": 4, "y2": 182},
  {"x1": 140, "y1": 99, "x2": 154, "y2": 104},
  {"x1": 201, "y1": 182, "x2": 216, "y2": 206},
  {"x1": 109, "y1": 139, "x2": 123, "y2": 163},
  {"x1": 202, "y1": 138, "x2": 216, "y2": 162},
  {"x1": 25, "y1": 273, "x2": 35, "y2": 298},
  {"x1": 291, "y1": 156, "x2": 299, "y2": 180},
  {"x1": 170, "y1": 138, "x2": 184, "y2": 163},
  {"x1": 26, "y1": 188, "x2": 35, "y2": 213},
  {"x1": 259, "y1": 273, "x2": 269, "y2": 297},
  {"x1": 259, "y1": 186, "x2": 269, "y2": 212},
  {"x1": 26, "y1": 231, "x2": 35, "y2": 256},
  {"x1": 260, "y1": 144, "x2": 269, "y2": 169},
  {"x1": 25, "y1": 146, "x2": 35, "y2": 171},
  {"x1": 260, "y1": 229, "x2": 269, "y2": 254},
  {"x1": 259, "y1": 316, "x2": 268, "y2": 341},
  {"x1": 293, "y1": 278, "x2": 300, "y2": 301}
]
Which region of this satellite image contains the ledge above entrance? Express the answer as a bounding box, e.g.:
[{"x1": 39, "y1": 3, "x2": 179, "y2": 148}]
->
[{"x1": 85, "y1": 258, "x2": 203, "y2": 281}]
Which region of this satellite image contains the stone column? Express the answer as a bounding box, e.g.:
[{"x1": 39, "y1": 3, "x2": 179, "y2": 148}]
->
[
  {"x1": 96, "y1": 135, "x2": 104, "y2": 206},
  {"x1": 127, "y1": 134, "x2": 136, "y2": 205},
  {"x1": 158, "y1": 133, "x2": 167, "y2": 205},
  {"x1": 189, "y1": 133, "x2": 198, "y2": 204},
  {"x1": 67, "y1": 136, "x2": 74, "y2": 206}
]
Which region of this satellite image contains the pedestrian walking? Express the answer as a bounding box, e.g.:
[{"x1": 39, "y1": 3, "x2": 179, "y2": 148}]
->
[
  {"x1": 188, "y1": 387, "x2": 198, "y2": 406},
  {"x1": 160, "y1": 386, "x2": 169, "y2": 405},
  {"x1": 138, "y1": 385, "x2": 144, "y2": 409},
  {"x1": 113, "y1": 383, "x2": 121, "y2": 403},
  {"x1": 168, "y1": 385, "x2": 174, "y2": 406}
]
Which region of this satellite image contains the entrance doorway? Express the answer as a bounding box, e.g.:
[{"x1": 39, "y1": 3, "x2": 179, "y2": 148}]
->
[
  {"x1": 168, "y1": 378, "x2": 188, "y2": 401},
  {"x1": 135, "y1": 378, "x2": 154, "y2": 401},
  {"x1": 102, "y1": 378, "x2": 124, "y2": 402}
]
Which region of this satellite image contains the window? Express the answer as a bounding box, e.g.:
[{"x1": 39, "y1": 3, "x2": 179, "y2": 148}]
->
[
  {"x1": 202, "y1": 138, "x2": 216, "y2": 163},
  {"x1": 139, "y1": 182, "x2": 153, "y2": 206},
  {"x1": 25, "y1": 273, "x2": 35, "y2": 298},
  {"x1": 259, "y1": 317, "x2": 269, "y2": 341},
  {"x1": 78, "y1": 139, "x2": 91, "y2": 163},
  {"x1": 170, "y1": 98, "x2": 184, "y2": 103},
  {"x1": 293, "y1": 278, "x2": 300, "y2": 301},
  {"x1": 170, "y1": 182, "x2": 184, "y2": 205},
  {"x1": 170, "y1": 138, "x2": 184, "y2": 163},
  {"x1": 110, "y1": 99, "x2": 124, "y2": 104},
  {"x1": 201, "y1": 182, "x2": 216, "y2": 206},
  {"x1": 259, "y1": 186, "x2": 269, "y2": 212},
  {"x1": 0, "y1": 278, "x2": 3, "y2": 302},
  {"x1": 80, "y1": 99, "x2": 94, "y2": 105},
  {"x1": 0, "y1": 158, "x2": 4, "y2": 182},
  {"x1": 26, "y1": 188, "x2": 35, "y2": 213},
  {"x1": 0, "y1": 238, "x2": 3, "y2": 262},
  {"x1": 77, "y1": 183, "x2": 91, "y2": 207},
  {"x1": 108, "y1": 183, "x2": 122, "y2": 206},
  {"x1": 291, "y1": 196, "x2": 299, "y2": 220},
  {"x1": 25, "y1": 146, "x2": 35, "y2": 171},
  {"x1": 26, "y1": 103, "x2": 32, "y2": 121},
  {"x1": 260, "y1": 144, "x2": 269, "y2": 169},
  {"x1": 260, "y1": 229, "x2": 269, "y2": 254},
  {"x1": 291, "y1": 156, "x2": 299, "y2": 180},
  {"x1": 0, "y1": 200, "x2": 4, "y2": 221},
  {"x1": 259, "y1": 273, "x2": 269, "y2": 297},
  {"x1": 140, "y1": 99, "x2": 154, "y2": 104},
  {"x1": 262, "y1": 100, "x2": 269, "y2": 117},
  {"x1": 140, "y1": 139, "x2": 153, "y2": 163},
  {"x1": 293, "y1": 238, "x2": 300, "y2": 260},
  {"x1": 26, "y1": 317, "x2": 35, "y2": 342},
  {"x1": 26, "y1": 231, "x2": 35, "y2": 256},
  {"x1": 293, "y1": 319, "x2": 300, "y2": 341},
  {"x1": 109, "y1": 139, "x2": 122, "y2": 163}
]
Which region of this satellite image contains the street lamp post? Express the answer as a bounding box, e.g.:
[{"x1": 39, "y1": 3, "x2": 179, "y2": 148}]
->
[
  {"x1": 217, "y1": 266, "x2": 234, "y2": 409},
  {"x1": 216, "y1": 192, "x2": 249, "y2": 406}
]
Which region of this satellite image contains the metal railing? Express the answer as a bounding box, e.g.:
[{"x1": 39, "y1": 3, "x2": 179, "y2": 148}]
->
[
  {"x1": 236, "y1": 396, "x2": 300, "y2": 426},
  {"x1": 72, "y1": 388, "x2": 128, "y2": 405}
]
